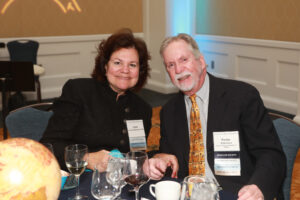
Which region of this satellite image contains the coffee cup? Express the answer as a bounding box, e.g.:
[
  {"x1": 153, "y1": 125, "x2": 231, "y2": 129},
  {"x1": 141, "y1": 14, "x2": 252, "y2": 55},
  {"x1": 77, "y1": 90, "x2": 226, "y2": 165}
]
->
[{"x1": 149, "y1": 180, "x2": 181, "y2": 200}]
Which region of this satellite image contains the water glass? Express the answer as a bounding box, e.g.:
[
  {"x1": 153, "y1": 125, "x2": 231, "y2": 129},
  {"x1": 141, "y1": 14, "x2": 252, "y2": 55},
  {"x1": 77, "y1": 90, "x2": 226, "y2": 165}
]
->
[
  {"x1": 180, "y1": 175, "x2": 220, "y2": 200},
  {"x1": 106, "y1": 155, "x2": 126, "y2": 199},
  {"x1": 91, "y1": 166, "x2": 117, "y2": 200}
]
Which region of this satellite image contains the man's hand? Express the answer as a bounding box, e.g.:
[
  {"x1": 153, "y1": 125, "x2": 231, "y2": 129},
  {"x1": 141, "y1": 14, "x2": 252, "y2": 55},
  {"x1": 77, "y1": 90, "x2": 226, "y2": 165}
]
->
[
  {"x1": 144, "y1": 158, "x2": 168, "y2": 180},
  {"x1": 85, "y1": 150, "x2": 110, "y2": 171},
  {"x1": 143, "y1": 153, "x2": 178, "y2": 180},
  {"x1": 153, "y1": 153, "x2": 178, "y2": 178},
  {"x1": 238, "y1": 184, "x2": 264, "y2": 200}
]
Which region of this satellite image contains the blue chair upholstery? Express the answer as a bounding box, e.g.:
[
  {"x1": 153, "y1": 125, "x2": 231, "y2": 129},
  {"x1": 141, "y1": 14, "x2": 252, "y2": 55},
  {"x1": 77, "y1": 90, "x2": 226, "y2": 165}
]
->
[
  {"x1": 7, "y1": 40, "x2": 39, "y2": 64},
  {"x1": 5, "y1": 106, "x2": 53, "y2": 141},
  {"x1": 7, "y1": 40, "x2": 43, "y2": 102},
  {"x1": 273, "y1": 117, "x2": 300, "y2": 200}
]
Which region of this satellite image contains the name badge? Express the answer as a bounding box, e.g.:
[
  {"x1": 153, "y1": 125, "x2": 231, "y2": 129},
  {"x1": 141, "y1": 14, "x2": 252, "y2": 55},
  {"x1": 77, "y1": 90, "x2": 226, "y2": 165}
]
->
[
  {"x1": 126, "y1": 120, "x2": 147, "y2": 151},
  {"x1": 213, "y1": 131, "x2": 241, "y2": 176}
]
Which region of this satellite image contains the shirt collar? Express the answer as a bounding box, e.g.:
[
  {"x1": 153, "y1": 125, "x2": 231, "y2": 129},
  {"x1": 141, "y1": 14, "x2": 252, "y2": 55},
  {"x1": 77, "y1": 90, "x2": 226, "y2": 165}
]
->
[{"x1": 101, "y1": 80, "x2": 129, "y2": 101}]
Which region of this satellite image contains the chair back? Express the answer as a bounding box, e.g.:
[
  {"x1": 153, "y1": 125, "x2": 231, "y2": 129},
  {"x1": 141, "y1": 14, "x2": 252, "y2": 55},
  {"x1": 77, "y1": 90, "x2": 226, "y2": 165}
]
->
[
  {"x1": 5, "y1": 102, "x2": 53, "y2": 141},
  {"x1": 7, "y1": 40, "x2": 39, "y2": 64},
  {"x1": 270, "y1": 112, "x2": 300, "y2": 200}
]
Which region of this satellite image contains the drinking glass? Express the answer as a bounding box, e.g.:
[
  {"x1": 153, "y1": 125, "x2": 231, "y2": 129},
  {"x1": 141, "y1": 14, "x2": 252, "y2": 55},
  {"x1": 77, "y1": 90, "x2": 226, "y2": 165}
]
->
[
  {"x1": 42, "y1": 143, "x2": 54, "y2": 154},
  {"x1": 124, "y1": 151, "x2": 149, "y2": 200},
  {"x1": 180, "y1": 175, "x2": 220, "y2": 200},
  {"x1": 106, "y1": 155, "x2": 126, "y2": 199},
  {"x1": 65, "y1": 144, "x2": 88, "y2": 200},
  {"x1": 91, "y1": 166, "x2": 117, "y2": 200}
]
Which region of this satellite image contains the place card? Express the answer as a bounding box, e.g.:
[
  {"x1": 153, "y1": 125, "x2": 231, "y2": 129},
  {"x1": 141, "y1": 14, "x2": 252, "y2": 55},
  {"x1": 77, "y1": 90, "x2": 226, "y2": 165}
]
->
[{"x1": 126, "y1": 120, "x2": 147, "y2": 151}]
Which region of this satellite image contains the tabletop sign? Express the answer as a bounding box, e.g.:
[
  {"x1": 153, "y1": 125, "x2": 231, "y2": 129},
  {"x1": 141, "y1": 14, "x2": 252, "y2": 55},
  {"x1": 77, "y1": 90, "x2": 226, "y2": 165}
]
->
[
  {"x1": 126, "y1": 120, "x2": 147, "y2": 151},
  {"x1": 213, "y1": 131, "x2": 241, "y2": 176}
]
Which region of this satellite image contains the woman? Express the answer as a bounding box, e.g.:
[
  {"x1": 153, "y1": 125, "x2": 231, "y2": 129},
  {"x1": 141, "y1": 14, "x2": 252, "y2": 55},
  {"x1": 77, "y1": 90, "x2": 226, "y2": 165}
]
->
[{"x1": 40, "y1": 29, "x2": 152, "y2": 170}]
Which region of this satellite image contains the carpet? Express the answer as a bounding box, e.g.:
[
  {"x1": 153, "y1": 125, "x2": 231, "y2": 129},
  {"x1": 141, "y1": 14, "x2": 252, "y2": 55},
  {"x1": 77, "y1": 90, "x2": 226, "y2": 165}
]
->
[{"x1": 291, "y1": 150, "x2": 300, "y2": 200}]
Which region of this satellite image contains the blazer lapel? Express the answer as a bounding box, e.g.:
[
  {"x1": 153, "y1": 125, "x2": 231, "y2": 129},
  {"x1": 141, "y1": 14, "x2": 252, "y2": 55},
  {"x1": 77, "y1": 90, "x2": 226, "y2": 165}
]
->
[
  {"x1": 207, "y1": 74, "x2": 227, "y2": 169},
  {"x1": 173, "y1": 93, "x2": 190, "y2": 168}
]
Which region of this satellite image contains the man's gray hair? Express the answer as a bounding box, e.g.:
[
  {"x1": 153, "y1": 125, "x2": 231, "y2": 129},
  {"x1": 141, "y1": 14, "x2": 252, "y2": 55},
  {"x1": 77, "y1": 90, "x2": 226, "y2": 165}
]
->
[{"x1": 160, "y1": 33, "x2": 202, "y2": 59}]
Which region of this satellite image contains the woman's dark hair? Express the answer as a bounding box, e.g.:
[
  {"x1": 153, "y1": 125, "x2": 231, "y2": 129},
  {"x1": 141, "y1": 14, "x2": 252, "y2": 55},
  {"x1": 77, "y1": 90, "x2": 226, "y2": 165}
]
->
[{"x1": 92, "y1": 28, "x2": 151, "y2": 91}]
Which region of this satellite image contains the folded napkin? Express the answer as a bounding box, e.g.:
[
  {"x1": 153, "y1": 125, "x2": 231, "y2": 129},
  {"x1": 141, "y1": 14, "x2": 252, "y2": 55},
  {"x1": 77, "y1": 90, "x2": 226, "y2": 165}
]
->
[{"x1": 109, "y1": 149, "x2": 124, "y2": 158}]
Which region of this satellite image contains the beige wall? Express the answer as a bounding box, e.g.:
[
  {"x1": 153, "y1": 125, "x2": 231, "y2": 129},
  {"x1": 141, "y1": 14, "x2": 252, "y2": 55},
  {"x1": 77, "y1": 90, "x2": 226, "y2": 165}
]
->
[
  {"x1": 196, "y1": 0, "x2": 300, "y2": 42},
  {"x1": 0, "y1": 0, "x2": 142, "y2": 37},
  {"x1": 143, "y1": 0, "x2": 176, "y2": 93}
]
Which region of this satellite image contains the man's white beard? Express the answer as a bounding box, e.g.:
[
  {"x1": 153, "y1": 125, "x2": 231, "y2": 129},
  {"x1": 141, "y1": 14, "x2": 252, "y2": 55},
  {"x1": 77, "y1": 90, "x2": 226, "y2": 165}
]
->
[
  {"x1": 174, "y1": 72, "x2": 195, "y2": 92},
  {"x1": 176, "y1": 81, "x2": 195, "y2": 92}
]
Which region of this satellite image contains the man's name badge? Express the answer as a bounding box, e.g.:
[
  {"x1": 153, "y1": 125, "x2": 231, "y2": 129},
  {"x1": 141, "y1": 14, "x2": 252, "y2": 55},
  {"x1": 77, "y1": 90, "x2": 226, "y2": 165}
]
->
[
  {"x1": 126, "y1": 120, "x2": 147, "y2": 151},
  {"x1": 213, "y1": 131, "x2": 241, "y2": 176}
]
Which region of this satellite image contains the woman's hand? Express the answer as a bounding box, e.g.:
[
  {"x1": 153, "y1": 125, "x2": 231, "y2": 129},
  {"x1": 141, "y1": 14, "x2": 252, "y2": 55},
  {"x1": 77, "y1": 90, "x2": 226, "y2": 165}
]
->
[{"x1": 86, "y1": 150, "x2": 110, "y2": 171}]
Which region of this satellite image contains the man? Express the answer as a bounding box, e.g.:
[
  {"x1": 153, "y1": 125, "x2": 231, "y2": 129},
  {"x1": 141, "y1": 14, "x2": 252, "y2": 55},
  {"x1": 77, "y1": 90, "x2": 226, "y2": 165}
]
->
[{"x1": 149, "y1": 33, "x2": 285, "y2": 200}]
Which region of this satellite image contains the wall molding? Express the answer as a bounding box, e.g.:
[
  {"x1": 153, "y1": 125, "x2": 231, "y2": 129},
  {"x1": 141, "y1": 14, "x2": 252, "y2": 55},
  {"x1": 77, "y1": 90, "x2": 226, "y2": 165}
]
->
[
  {"x1": 194, "y1": 34, "x2": 300, "y2": 122},
  {"x1": 2, "y1": 33, "x2": 298, "y2": 122},
  {"x1": 0, "y1": 32, "x2": 177, "y2": 107},
  {"x1": 195, "y1": 34, "x2": 300, "y2": 50},
  {"x1": 0, "y1": 33, "x2": 141, "y2": 101}
]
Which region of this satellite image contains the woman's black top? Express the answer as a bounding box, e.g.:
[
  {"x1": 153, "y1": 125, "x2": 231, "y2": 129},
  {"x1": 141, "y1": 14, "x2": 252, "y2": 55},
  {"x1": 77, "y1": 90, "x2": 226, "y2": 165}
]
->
[{"x1": 40, "y1": 78, "x2": 152, "y2": 169}]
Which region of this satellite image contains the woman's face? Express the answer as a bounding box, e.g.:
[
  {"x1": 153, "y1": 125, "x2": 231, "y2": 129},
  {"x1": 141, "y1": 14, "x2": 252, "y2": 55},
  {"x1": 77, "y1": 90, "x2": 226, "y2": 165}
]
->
[{"x1": 105, "y1": 48, "x2": 140, "y2": 95}]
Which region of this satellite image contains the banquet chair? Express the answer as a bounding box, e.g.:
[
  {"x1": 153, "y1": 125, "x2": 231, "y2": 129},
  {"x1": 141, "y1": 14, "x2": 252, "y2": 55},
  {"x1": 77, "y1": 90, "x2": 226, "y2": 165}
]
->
[
  {"x1": 5, "y1": 102, "x2": 53, "y2": 141},
  {"x1": 269, "y1": 112, "x2": 300, "y2": 200},
  {"x1": 7, "y1": 40, "x2": 45, "y2": 102}
]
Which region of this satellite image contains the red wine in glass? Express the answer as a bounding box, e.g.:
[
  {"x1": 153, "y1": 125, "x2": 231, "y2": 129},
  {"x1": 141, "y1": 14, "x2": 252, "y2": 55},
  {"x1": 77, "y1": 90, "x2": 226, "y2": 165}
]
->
[{"x1": 125, "y1": 174, "x2": 148, "y2": 188}]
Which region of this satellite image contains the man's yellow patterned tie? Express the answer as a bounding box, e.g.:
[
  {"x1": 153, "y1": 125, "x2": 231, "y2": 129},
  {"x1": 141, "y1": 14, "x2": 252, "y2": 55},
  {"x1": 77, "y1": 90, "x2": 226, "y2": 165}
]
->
[{"x1": 188, "y1": 94, "x2": 205, "y2": 176}]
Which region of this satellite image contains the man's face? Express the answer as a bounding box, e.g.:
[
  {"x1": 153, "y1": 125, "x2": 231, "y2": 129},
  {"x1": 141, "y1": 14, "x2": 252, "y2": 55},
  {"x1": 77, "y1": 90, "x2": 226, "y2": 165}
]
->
[{"x1": 162, "y1": 40, "x2": 206, "y2": 96}]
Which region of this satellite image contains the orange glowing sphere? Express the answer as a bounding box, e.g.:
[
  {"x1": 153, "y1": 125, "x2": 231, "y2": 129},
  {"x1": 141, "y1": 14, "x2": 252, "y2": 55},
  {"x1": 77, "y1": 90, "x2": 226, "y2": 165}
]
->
[{"x1": 0, "y1": 138, "x2": 61, "y2": 200}]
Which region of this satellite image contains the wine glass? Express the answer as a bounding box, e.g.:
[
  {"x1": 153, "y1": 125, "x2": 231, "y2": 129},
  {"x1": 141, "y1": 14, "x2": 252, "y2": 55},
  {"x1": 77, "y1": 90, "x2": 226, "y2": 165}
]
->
[
  {"x1": 65, "y1": 144, "x2": 88, "y2": 200},
  {"x1": 42, "y1": 143, "x2": 54, "y2": 154},
  {"x1": 124, "y1": 151, "x2": 149, "y2": 200}
]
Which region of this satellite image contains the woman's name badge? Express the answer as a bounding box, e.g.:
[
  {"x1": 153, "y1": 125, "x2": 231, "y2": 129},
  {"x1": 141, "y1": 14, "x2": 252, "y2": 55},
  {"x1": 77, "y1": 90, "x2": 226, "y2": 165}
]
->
[
  {"x1": 213, "y1": 131, "x2": 241, "y2": 176},
  {"x1": 126, "y1": 120, "x2": 147, "y2": 151}
]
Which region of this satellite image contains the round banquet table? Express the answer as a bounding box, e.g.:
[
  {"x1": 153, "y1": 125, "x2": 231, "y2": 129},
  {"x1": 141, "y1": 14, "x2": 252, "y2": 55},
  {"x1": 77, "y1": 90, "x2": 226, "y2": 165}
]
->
[{"x1": 59, "y1": 171, "x2": 238, "y2": 200}]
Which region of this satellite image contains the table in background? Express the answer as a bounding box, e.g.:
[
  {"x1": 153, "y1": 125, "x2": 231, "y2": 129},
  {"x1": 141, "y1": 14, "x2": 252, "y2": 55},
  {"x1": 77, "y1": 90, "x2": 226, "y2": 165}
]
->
[{"x1": 59, "y1": 171, "x2": 237, "y2": 200}]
